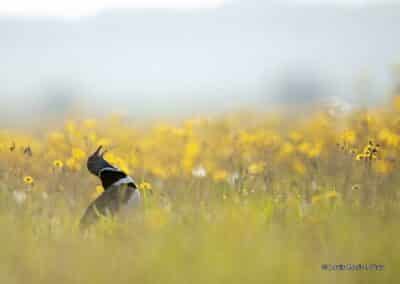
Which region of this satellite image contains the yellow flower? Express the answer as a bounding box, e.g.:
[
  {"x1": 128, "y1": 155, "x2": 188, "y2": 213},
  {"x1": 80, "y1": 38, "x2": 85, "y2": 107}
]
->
[
  {"x1": 185, "y1": 142, "x2": 200, "y2": 158},
  {"x1": 325, "y1": 190, "x2": 338, "y2": 199},
  {"x1": 53, "y1": 160, "x2": 64, "y2": 169},
  {"x1": 212, "y1": 170, "x2": 228, "y2": 182},
  {"x1": 183, "y1": 141, "x2": 200, "y2": 172},
  {"x1": 139, "y1": 182, "x2": 152, "y2": 191},
  {"x1": 23, "y1": 176, "x2": 34, "y2": 185},
  {"x1": 91, "y1": 185, "x2": 104, "y2": 199},
  {"x1": 279, "y1": 142, "x2": 294, "y2": 157},
  {"x1": 105, "y1": 153, "x2": 130, "y2": 174},
  {"x1": 298, "y1": 142, "x2": 312, "y2": 154},
  {"x1": 293, "y1": 160, "x2": 306, "y2": 175},
  {"x1": 48, "y1": 131, "x2": 65, "y2": 144},
  {"x1": 72, "y1": 147, "x2": 86, "y2": 160},
  {"x1": 311, "y1": 194, "x2": 322, "y2": 204},
  {"x1": 66, "y1": 158, "x2": 81, "y2": 171},
  {"x1": 340, "y1": 130, "x2": 356, "y2": 145},
  {"x1": 289, "y1": 131, "x2": 303, "y2": 143},
  {"x1": 356, "y1": 154, "x2": 365, "y2": 161},
  {"x1": 248, "y1": 162, "x2": 266, "y2": 175},
  {"x1": 379, "y1": 128, "x2": 400, "y2": 147},
  {"x1": 151, "y1": 167, "x2": 168, "y2": 179},
  {"x1": 96, "y1": 185, "x2": 103, "y2": 194},
  {"x1": 96, "y1": 138, "x2": 112, "y2": 147},
  {"x1": 312, "y1": 191, "x2": 338, "y2": 204},
  {"x1": 373, "y1": 160, "x2": 393, "y2": 176},
  {"x1": 307, "y1": 143, "x2": 322, "y2": 158}
]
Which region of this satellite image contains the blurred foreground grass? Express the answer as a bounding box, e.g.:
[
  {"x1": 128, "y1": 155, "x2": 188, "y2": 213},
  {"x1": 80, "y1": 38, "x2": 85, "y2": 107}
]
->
[
  {"x1": 2, "y1": 100, "x2": 400, "y2": 283},
  {"x1": 0, "y1": 189, "x2": 398, "y2": 283}
]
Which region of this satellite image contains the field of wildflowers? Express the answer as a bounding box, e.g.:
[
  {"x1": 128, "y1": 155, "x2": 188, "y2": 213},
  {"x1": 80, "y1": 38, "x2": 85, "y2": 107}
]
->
[{"x1": 1, "y1": 99, "x2": 400, "y2": 283}]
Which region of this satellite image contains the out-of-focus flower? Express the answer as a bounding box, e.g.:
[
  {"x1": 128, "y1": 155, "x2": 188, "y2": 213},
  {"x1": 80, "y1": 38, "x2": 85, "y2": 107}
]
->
[
  {"x1": 152, "y1": 167, "x2": 168, "y2": 179},
  {"x1": 48, "y1": 131, "x2": 65, "y2": 145},
  {"x1": 53, "y1": 160, "x2": 64, "y2": 169},
  {"x1": 91, "y1": 185, "x2": 104, "y2": 199},
  {"x1": 373, "y1": 160, "x2": 394, "y2": 176},
  {"x1": 66, "y1": 158, "x2": 81, "y2": 171},
  {"x1": 298, "y1": 142, "x2": 312, "y2": 155},
  {"x1": 139, "y1": 182, "x2": 152, "y2": 191},
  {"x1": 13, "y1": 190, "x2": 27, "y2": 204},
  {"x1": 293, "y1": 160, "x2": 306, "y2": 175},
  {"x1": 311, "y1": 194, "x2": 322, "y2": 205},
  {"x1": 183, "y1": 142, "x2": 200, "y2": 172},
  {"x1": 279, "y1": 142, "x2": 294, "y2": 157},
  {"x1": 325, "y1": 190, "x2": 338, "y2": 199},
  {"x1": 192, "y1": 165, "x2": 207, "y2": 178},
  {"x1": 248, "y1": 162, "x2": 266, "y2": 175},
  {"x1": 96, "y1": 138, "x2": 112, "y2": 147},
  {"x1": 289, "y1": 131, "x2": 303, "y2": 143},
  {"x1": 356, "y1": 154, "x2": 365, "y2": 161},
  {"x1": 340, "y1": 130, "x2": 356, "y2": 145},
  {"x1": 308, "y1": 143, "x2": 322, "y2": 158},
  {"x1": 212, "y1": 170, "x2": 228, "y2": 182},
  {"x1": 356, "y1": 141, "x2": 380, "y2": 161},
  {"x1": 23, "y1": 176, "x2": 34, "y2": 185},
  {"x1": 42, "y1": 192, "x2": 49, "y2": 200},
  {"x1": 379, "y1": 129, "x2": 400, "y2": 147},
  {"x1": 72, "y1": 148, "x2": 86, "y2": 160}
]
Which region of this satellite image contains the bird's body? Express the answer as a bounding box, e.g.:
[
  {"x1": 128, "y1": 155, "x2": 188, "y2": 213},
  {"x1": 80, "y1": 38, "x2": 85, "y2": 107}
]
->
[{"x1": 80, "y1": 146, "x2": 140, "y2": 228}]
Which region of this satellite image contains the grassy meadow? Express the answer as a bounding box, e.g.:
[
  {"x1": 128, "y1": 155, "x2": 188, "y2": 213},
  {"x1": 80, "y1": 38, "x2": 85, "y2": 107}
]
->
[{"x1": 1, "y1": 101, "x2": 400, "y2": 283}]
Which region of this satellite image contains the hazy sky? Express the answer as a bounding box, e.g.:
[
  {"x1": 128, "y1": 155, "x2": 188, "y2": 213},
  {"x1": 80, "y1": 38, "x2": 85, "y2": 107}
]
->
[
  {"x1": 0, "y1": 0, "x2": 397, "y2": 17},
  {"x1": 0, "y1": 0, "x2": 225, "y2": 17},
  {"x1": 1, "y1": 0, "x2": 399, "y2": 120}
]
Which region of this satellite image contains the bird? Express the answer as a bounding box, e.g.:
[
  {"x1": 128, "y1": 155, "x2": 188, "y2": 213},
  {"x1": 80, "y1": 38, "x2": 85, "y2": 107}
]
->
[{"x1": 80, "y1": 145, "x2": 141, "y2": 229}]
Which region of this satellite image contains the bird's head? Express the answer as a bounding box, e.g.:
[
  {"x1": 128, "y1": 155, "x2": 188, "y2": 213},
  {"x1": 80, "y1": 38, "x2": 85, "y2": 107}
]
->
[{"x1": 87, "y1": 146, "x2": 114, "y2": 176}]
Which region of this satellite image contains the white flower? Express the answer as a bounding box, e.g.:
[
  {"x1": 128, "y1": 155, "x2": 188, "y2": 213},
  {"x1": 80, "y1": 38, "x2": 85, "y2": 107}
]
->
[
  {"x1": 192, "y1": 165, "x2": 207, "y2": 178},
  {"x1": 13, "y1": 190, "x2": 27, "y2": 205},
  {"x1": 42, "y1": 192, "x2": 49, "y2": 200},
  {"x1": 311, "y1": 180, "x2": 318, "y2": 192}
]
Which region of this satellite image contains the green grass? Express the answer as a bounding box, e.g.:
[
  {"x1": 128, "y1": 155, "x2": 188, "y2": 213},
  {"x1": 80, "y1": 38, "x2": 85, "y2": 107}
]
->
[{"x1": 0, "y1": 185, "x2": 398, "y2": 284}]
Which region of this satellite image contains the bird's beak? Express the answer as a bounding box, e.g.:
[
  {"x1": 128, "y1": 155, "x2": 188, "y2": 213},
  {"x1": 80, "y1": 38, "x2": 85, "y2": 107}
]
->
[{"x1": 93, "y1": 145, "x2": 103, "y2": 157}]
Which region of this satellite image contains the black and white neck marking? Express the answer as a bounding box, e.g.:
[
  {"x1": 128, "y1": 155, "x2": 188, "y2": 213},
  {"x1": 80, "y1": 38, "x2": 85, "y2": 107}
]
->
[{"x1": 98, "y1": 167, "x2": 137, "y2": 190}]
